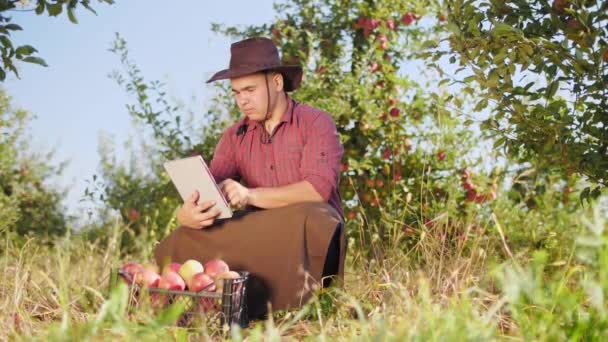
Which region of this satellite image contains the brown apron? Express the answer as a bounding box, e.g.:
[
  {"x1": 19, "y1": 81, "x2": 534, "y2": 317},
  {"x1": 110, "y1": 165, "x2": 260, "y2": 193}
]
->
[{"x1": 154, "y1": 202, "x2": 346, "y2": 319}]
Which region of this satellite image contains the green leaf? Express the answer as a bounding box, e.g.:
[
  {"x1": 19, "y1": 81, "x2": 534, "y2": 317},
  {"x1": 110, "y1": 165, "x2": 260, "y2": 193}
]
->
[
  {"x1": 22, "y1": 56, "x2": 48, "y2": 67},
  {"x1": 0, "y1": 67, "x2": 5, "y2": 81},
  {"x1": 4, "y1": 24, "x2": 22, "y2": 31},
  {"x1": 546, "y1": 81, "x2": 559, "y2": 98},
  {"x1": 493, "y1": 23, "x2": 513, "y2": 36},
  {"x1": 35, "y1": 2, "x2": 45, "y2": 15},
  {"x1": 15, "y1": 45, "x2": 37, "y2": 57},
  {"x1": 47, "y1": 3, "x2": 63, "y2": 16},
  {"x1": 67, "y1": 8, "x2": 78, "y2": 24}
]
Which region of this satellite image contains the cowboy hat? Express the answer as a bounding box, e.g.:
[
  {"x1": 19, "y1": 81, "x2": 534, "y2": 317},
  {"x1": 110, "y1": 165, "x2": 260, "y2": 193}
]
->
[{"x1": 206, "y1": 37, "x2": 303, "y2": 92}]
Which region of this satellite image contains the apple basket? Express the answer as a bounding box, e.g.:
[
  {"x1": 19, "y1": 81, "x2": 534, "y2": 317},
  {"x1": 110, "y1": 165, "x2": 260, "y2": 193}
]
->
[{"x1": 109, "y1": 268, "x2": 249, "y2": 328}]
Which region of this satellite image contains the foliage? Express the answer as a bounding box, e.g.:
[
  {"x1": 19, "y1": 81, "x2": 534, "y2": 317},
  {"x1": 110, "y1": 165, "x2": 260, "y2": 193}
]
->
[
  {"x1": 0, "y1": 0, "x2": 114, "y2": 81},
  {"x1": 0, "y1": 88, "x2": 68, "y2": 240},
  {"x1": 432, "y1": 0, "x2": 608, "y2": 199}
]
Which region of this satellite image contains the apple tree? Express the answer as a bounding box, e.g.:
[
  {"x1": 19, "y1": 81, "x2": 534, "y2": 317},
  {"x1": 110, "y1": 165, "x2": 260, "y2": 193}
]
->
[{"x1": 433, "y1": 0, "x2": 607, "y2": 201}]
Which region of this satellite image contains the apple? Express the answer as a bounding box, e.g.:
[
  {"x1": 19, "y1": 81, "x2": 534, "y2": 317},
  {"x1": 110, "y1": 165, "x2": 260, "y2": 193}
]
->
[
  {"x1": 383, "y1": 148, "x2": 392, "y2": 159},
  {"x1": 120, "y1": 262, "x2": 144, "y2": 284},
  {"x1": 127, "y1": 208, "x2": 140, "y2": 222},
  {"x1": 204, "y1": 259, "x2": 230, "y2": 279},
  {"x1": 465, "y1": 189, "x2": 478, "y2": 202},
  {"x1": 402, "y1": 12, "x2": 415, "y2": 26},
  {"x1": 437, "y1": 151, "x2": 446, "y2": 161},
  {"x1": 162, "y1": 262, "x2": 181, "y2": 276},
  {"x1": 347, "y1": 212, "x2": 356, "y2": 220},
  {"x1": 189, "y1": 272, "x2": 216, "y2": 292},
  {"x1": 463, "y1": 180, "x2": 476, "y2": 191},
  {"x1": 158, "y1": 271, "x2": 186, "y2": 291},
  {"x1": 179, "y1": 260, "x2": 204, "y2": 286},
  {"x1": 439, "y1": 14, "x2": 447, "y2": 22},
  {"x1": 340, "y1": 162, "x2": 349, "y2": 172},
  {"x1": 377, "y1": 34, "x2": 389, "y2": 50},
  {"x1": 388, "y1": 98, "x2": 397, "y2": 106},
  {"x1": 366, "y1": 179, "x2": 375, "y2": 188},
  {"x1": 135, "y1": 269, "x2": 161, "y2": 288},
  {"x1": 386, "y1": 19, "x2": 395, "y2": 30},
  {"x1": 390, "y1": 107, "x2": 400, "y2": 117},
  {"x1": 353, "y1": 16, "x2": 366, "y2": 29},
  {"x1": 376, "y1": 179, "x2": 384, "y2": 188},
  {"x1": 393, "y1": 173, "x2": 402, "y2": 182},
  {"x1": 142, "y1": 263, "x2": 159, "y2": 274},
  {"x1": 369, "y1": 62, "x2": 380, "y2": 73},
  {"x1": 215, "y1": 271, "x2": 241, "y2": 294}
]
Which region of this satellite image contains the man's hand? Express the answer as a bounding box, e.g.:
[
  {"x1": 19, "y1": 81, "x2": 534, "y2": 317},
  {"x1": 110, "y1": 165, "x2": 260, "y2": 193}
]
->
[
  {"x1": 219, "y1": 179, "x2": 251, "y2": 208},
  {"x1": 177, "y1": 191, "x2": 222, "y2": 229}
]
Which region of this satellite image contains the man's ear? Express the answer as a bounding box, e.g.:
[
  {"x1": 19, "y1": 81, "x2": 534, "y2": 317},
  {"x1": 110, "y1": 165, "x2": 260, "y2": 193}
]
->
[{"x1": 272, "y1": 72, "x2": 284, "y2": 92}]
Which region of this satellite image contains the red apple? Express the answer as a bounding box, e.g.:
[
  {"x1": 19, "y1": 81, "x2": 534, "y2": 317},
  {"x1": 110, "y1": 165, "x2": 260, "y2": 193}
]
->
[
  {"x1": 386, "y1": 19, "x2": 395, "y2": 30},
  {"x1": 142, "y1": 263, "x2": 159, "y2": 274},
  {"x1": 376, "y1": 179, "x2": 384, "y2": 188},
  {"x1": 388, "y1": 98, "x2": 397, "y2": 106},
  {"x1": 158, "y1": 271, "x2": 186, "y2": 291},
  {"x1": 366, "y1": 179, "x2": 375, "y2": 188},
  {"x1": 135, "y1": 269, "x2": 161, "y2": 288},
  {"x1": 120, "y1": 262, "x2": 144, "y2": 284},
  {"x1": 377, "y1": 34, "x2": 389, "y2": 50},
  {"x1": 189, "y1": 272, "x2": 216, "y2": 292},
  {"x1": 127, "y1": 208, "x2": 140, "y2": 222},
  {"x1": 162, "y1": 262, "x2": 181, "y2": 276},
  {"x1": 340, "y1": 162, "x2": 349, "y2": 172},
  {"x1": 369, "y1": 62, "x2": 380, "y2": 73},
  {"x1": 390, "y1": 107, "x2": 400, "y2": 117},
  {"x1": 437, "y1": 151, "x2": 446, "y2": 161},
  {"x1": 393, "y1": 173, "x2": 402, "y2": 182},
  {"x1": 463, "y1": 180, "x2": 476, "y2": 191},
  {"x1": 466, "y1": 189, "x2": 478, "y2": 202},
  {"x1": 347, "y1": 212, "x2": 356, "y2": 220},
  {"x1": 203, "y1": 259, "x2": 230, "y2": 279},
  {"x1": 439, "y1": 14, "x2": 447, "y2": 22},
  {"x1": 354, "y1": 16, "x2": 366, "y2": 29},
  {"x1": 402, "y1": 12, "x2": 415, "y2": 26},
  {"x1": 383, "y1": 148, "x2": 392, "y2": 160}
]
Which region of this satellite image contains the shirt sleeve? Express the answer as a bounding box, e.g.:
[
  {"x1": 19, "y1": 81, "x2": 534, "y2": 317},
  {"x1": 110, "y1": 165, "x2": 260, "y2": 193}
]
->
[
  {"x1": 300, "y1": 112, "x2": 344, "y2": 201},
  {"x1": 209, "y1": 129, "x2": 239, "y2": 184}
]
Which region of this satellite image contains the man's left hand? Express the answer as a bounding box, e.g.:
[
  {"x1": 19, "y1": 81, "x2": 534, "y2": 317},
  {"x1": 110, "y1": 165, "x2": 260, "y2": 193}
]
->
[{"x1": 219, "y1": 179, "x2": 251, "y2": 208}]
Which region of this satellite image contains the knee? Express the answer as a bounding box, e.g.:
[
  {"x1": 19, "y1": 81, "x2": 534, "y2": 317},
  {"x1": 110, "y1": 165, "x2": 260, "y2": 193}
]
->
[{"x1": 297, "y1": 202, "x2": 340, "y2": 223}]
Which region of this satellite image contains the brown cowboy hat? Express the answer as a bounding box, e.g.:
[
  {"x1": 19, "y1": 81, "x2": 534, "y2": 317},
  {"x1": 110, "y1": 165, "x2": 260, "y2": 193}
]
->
[{"x1": 206, "y1": 37, "x2": 303, "y2": 92}]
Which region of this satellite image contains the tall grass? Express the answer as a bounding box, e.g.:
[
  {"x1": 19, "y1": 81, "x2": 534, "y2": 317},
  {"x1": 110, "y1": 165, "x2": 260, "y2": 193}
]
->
[{"x1": 1, "y1": 192, "x2": 606, "y2": 341}]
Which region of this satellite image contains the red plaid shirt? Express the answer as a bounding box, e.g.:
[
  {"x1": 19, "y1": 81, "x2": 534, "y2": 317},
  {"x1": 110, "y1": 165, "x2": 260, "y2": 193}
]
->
[{"x1": 209, "y1": 98, "x2": 344, "y2": 219}]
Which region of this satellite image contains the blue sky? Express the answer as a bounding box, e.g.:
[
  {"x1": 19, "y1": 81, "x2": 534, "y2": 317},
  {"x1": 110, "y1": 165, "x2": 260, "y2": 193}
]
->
[{"x1": 5, "y1": 1, "x2": 277, "y2": 218}]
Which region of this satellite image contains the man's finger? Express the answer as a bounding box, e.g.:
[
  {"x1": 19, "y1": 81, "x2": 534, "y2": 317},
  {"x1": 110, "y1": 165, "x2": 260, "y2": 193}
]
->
[
  {"x1": 188, "y1": 190, "x2": 200, "y2": 204},
  {"x1": 195, "y1": 200, "x2": 216, "y2": 212}
]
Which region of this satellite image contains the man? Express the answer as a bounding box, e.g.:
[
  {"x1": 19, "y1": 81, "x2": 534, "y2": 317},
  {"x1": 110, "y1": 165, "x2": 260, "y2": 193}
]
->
[{"x1": 154, "y1": 37, "x2": 346, "y2": 319}]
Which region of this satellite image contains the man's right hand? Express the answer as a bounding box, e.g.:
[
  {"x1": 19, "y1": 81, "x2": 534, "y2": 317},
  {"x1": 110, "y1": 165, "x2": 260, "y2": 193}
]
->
[{"x1": 177, "y1": 191, "x2": 222, "y2": 229}]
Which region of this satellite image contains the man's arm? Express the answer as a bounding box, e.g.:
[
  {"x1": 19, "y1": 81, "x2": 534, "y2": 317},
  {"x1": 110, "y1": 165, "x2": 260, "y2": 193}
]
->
[
  {"x1": 220, "y1": 110, "x2": 343, "y2": 209},
  {"x1": 248, "y1": 180, "x2": 323, "y2": 208}
]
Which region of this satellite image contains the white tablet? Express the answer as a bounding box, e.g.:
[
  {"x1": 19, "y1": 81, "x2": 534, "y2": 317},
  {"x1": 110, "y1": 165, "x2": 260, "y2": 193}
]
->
[{"x1": 163, "y1": 155, "x2": 233, "y2": 219}]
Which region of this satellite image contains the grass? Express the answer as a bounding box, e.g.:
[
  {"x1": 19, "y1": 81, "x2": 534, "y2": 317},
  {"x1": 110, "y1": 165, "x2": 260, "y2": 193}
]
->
[{"x1": 1, "y1": 193, "x2": 607, "y2": 341}]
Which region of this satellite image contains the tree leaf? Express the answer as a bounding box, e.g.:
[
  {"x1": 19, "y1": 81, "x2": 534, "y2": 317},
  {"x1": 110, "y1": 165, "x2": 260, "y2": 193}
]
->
[
  {"x1": 47, "y1": 3, "x2": 63, "y2": 16},
  {"x1": 546, "y1": 81, "x2": 559, "y2": 98},
  {"x1": 4, "y1": 24, "x2": 22, "y2": 31},
  {"x1": 67, "y1": 8, "x2": 78, "y2": 24},
  {"x1": 22, "y1": 56, "x2": 48, "y2": 67},
  {"x1": 15, "y1": 45, "x2": 37, "y2": 57}
]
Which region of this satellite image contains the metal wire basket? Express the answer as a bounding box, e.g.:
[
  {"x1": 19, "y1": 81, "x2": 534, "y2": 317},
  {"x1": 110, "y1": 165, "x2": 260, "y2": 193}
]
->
[{"x1": 109, "y1": 268, "x2": 249, "y2": 328}]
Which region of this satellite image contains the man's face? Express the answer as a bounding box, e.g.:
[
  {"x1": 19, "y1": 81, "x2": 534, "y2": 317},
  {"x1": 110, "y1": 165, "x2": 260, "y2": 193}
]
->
[{"x1": 230, "y1": 72, "x2": 282, "y2": 122}]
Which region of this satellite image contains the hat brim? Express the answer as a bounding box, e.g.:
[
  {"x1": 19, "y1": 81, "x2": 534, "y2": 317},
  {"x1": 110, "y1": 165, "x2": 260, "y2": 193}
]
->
[{"x1": 206, "y1": 64, "x2": 303, "y2": 92}]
